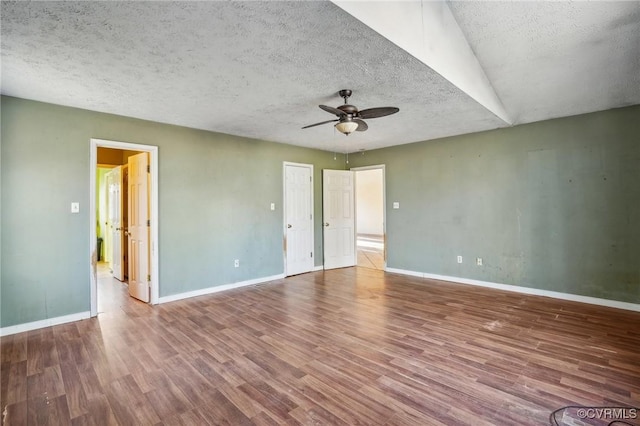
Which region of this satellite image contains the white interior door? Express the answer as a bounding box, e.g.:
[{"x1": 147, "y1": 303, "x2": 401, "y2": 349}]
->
[
  {"x1": 105, "y1": 170, "x2": 114, "y2": 265},
  {"x1": 284, "y1": 163, "x2": 314, "y2": 276},
  {"x1": 110, "y1": 166, "x2": 124, "y2": 281},
  {"x1": 128, "y1": 152, "x2": 150, "y2": 302},
  {"x1": 323, "y1": 169, "x2": 356, "y2": 269}
]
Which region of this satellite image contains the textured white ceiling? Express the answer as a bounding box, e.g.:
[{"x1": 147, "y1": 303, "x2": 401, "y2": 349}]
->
[
  {"x1": 448, "y1": 1, "x2": 640, "y2": 125},
  {"x1": 1, "y1": 1, "x2": 639, "y2": 153}
]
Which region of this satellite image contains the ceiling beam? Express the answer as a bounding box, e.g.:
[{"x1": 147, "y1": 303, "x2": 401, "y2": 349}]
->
[{"x1": 331, "y1": 0, "x2": 512, "y2": 124}]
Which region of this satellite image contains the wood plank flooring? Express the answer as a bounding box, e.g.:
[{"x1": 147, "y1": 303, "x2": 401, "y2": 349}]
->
[
  {"x1": 2, "y1": 267, "x2": 639, "y2": 425},
  {"x1": 356, "y1": 235, "x2": 384, "y2": 271}
]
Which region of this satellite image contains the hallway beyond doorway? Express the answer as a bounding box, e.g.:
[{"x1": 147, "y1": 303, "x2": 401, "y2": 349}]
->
[
  {"x1": 356, "y1": 234, "x2": 384, "y2": 270},
  {"x1": 97, "y1": 262, "x2": 148, "y2": 316}
]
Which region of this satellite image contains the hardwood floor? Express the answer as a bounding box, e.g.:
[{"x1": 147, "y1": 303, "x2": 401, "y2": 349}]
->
[
  {"x1": 2, "y1": 267, "x2": 639, "y2": 425},
  {"x1": 357, "y1": 234, "x2": 384, "y2": 270}
]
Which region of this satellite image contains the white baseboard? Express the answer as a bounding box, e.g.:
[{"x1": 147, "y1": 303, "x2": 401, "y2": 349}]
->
[
  {"x1": 0, "y1": 311, "x2": 91, "y2": 337},
  {"x1": 158, "y1": 273, "x2": 286, "y2": 304},
  {"x1": 385, "y1": 267, "x2": 424, "y2": 278},
  {"x1": 385, "y1": 268, "x2": 640, "y2": 313},
  {"x1": 313, "y1": 265, "x2": 324, "y2": 271}
]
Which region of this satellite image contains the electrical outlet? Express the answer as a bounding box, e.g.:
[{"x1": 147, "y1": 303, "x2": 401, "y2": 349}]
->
[
  {"x1": 393, "y1": 202, "x2": 400, "y2": 209},
  {"x1": 476, "y1": 257, "x2": 483, "y2": 266},
  {"x1": 457, "y1": 255, "x2": 462, "y2": 264},
  {"x1": 234, "y1": 259, "x2": 239, "y2": 268}
]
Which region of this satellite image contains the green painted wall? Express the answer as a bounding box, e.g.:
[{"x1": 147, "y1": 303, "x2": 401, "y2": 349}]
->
[
  {"x1": 0, "y1": 96, "x2": 345, "y2": 328},
  {"x1": 2, "y1": 97, "x2": 638, "y2": 329},
  {"x1": 349, "y1": 105, "x2": 640, "y2": 304}
]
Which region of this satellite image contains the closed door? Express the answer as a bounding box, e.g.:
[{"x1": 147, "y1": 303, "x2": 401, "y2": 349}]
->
[
  {"x1": 323, "y1": 169, "x2": 356, "y2": 269},
  {"x1": 284, "y1": 163, "x2": 314, "y2": 276},
  {"x1": 128, "y1": 152, "x2": 150, "y2": 302}
]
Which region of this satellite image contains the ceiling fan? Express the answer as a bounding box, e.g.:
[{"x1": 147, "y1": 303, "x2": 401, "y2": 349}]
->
[{"x1": 302, "y1": 89, "x2": 399, "y2": 135}]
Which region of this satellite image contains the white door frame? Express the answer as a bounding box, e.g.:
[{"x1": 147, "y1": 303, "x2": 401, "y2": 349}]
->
[
  {"x1": 89, "y1": 138, "x2": 159, "y2": 316},
  {"x1": 283, "y1": 161, "x2": 314, "y2": 276},
  {"x1": 351, "y1": 164, "x2": 386, "y2": 269}
]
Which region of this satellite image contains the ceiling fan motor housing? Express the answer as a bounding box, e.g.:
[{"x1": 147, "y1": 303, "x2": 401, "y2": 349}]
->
[{"x1": 338, "y1": 104, "x2": 358, "y2": 115}]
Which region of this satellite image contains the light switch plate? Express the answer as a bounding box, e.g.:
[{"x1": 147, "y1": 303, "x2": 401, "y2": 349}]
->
[
  {"x1": 270, "y1": 203, "x2": 275, "y2": 211},
  {"x1": 71, "y1": 202, "x2": 80, "y2": 213},
  {"x1": 393, "y1": 202, "x2": 400, "y2": 209}
]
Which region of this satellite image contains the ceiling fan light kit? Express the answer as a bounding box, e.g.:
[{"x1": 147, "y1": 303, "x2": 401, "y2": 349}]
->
[
  {"x1": 302, "y1": 89, "x2": 399, "y2": 136},
  {"x1": 335, "y1": 120, "x2": 359, "y2": 135}
]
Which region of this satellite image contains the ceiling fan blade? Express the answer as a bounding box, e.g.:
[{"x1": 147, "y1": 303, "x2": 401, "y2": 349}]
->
[
  {"x1": 354, "y1": 119, "x2": 368, "y2": 132},
  {"x1": 319, "y1": 105, "x2": 347, "y2": 116},
  {"x1": 358, "y1": 107, "x2": 399, "y2": 119},
  {"x1": 302, "y1": 119, "x2": 339, "y2": 129}
]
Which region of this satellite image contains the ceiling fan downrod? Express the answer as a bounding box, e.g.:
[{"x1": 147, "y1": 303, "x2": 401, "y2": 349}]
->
[{"x1": 339, "y1": 89, "x2": 352, "y2": 104}]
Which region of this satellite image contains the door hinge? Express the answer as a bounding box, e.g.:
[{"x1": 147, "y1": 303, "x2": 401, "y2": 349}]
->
[
  {"x1": 311, "y1": 252, "x2": 313, "y2": 258},
  {"x1": 147, "y1": 165, "x2": 150, "y2": 173},
  {"x1": 310, "y1": 176, "x2": 312, "y2": 182},
  {"x1": 147, "y1": 274, "x2": 151, "y2": 282},
  {"x1": 147, "y1": 219, "x2": 150, "y2": 226}
]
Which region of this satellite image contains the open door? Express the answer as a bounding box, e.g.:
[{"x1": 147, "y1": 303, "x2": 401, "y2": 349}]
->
[
  {"x1": 109, "y1": 166, "x2": 124, "y2": 281},
  {"x1": 104, "y1": 170, "x2": 114, "y2": 265},
  {"x1": 323, "y1": 169, "x2": 356, "y2": 269},
  {"x1": 284, "y1": 163, "x2": 314, "y2": 276},
  {"x1": 122, "y1": 165, "x2": 129, "y2": 281},
  {"x1": 128, "y1": 152, "x2": 150, "y2": 302}
]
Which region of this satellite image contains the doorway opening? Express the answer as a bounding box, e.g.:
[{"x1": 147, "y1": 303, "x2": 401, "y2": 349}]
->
[
  {"x1": 89, "y1": 139, "x2": 159, "y2": 317},
  {"x1": 353, "y1": 165, "x2": 385, "y2": 270}
]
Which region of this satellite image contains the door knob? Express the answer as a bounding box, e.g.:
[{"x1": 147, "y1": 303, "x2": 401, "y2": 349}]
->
[
  {"x1": 324, "y1": 222, "x2": 330, "y2": 227},
  {"x1": 287, "y1": 224, "x2": 292, "y2": 228}
]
